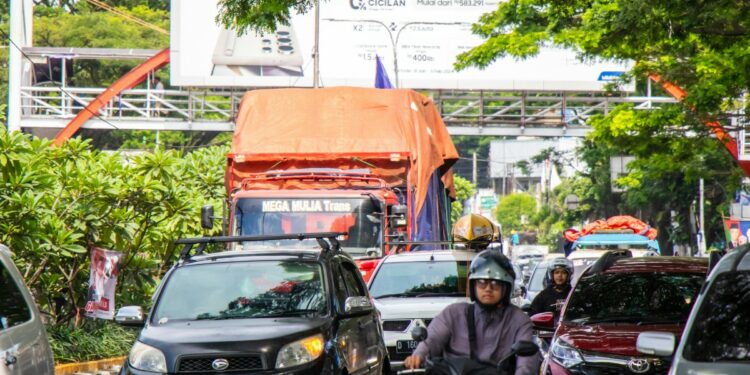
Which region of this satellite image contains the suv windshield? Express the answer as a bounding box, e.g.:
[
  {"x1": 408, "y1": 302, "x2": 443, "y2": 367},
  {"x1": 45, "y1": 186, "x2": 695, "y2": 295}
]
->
[
  {"x1": 528, "y1": 263, "x2": 548, "y2": 293},
  {"x1": 234, "y1": 198, "x2": 381, "y2": 254},
  {"x1": 564, "y1": 272, "x2": 704, "y2": 324},
  {"x1": 683, "y1": 271, "x2": 750, "y2": 362},
  {"x1": 369, "y1": 261, "x2": 469, "y2": 298},
  {"x1": 154, "y1": 261, "x2": 326, "y2": 321}
]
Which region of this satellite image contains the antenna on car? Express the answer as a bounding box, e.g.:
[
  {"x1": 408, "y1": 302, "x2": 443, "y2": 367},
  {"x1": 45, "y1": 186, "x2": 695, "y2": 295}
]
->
[{"x1": 175, "y1": 232, "x2": 347, "y2": 260}]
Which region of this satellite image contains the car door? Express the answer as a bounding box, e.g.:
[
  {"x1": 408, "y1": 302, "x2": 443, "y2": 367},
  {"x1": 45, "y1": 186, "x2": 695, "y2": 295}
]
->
[
  {"x1": 337, "y1": 259, "x2": 382, "y2": 374},
  {"x1": 0, "y1": 251, "x2": 53, "y2": 375}
]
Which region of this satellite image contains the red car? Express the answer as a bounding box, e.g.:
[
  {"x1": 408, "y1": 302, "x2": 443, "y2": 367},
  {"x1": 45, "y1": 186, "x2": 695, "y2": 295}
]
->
[{"x1": 532, "y1": 251, "x2": 707, "y2": 375}]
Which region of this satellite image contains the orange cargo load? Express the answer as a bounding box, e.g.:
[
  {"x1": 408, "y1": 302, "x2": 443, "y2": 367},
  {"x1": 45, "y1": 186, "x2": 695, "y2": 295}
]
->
[{"x1": 228, "y1": 87, "x2": 459, "y2": 216}]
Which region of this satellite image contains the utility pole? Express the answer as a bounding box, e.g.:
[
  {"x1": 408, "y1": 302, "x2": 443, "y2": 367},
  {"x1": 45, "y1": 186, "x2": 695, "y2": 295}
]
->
[
  {"x1": 699, "y1": 178, "x2": 706, "y2": 256},
  {"x1": 472, "y1": 152, "x2": 478, "y2": 213},
  {"x1": 312, "y1": 0, "x2": 320, "y2": 88}
]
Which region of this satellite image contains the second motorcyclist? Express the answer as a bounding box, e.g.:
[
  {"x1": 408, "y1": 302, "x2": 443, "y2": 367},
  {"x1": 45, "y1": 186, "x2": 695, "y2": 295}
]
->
[{"x1": 528, "y1": 257, "x2": 574, "y2": 316}]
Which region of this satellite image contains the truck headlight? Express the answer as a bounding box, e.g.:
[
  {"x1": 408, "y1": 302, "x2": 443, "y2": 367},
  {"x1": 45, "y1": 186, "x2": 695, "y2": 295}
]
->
[
  {"x1": 275, "y1": 334, "x2": 325, "y2": 369},
  {"x1": 550, "y1": 338, "x2": 583, "y2": 368},
  {"x1": 129, "y1": 341, "x2": 167, "y2": 373}
]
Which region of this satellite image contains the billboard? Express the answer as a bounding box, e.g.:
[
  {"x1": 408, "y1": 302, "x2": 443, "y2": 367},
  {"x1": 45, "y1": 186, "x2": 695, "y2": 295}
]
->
[{"x1": 171, "y1": 0, "x2": 633, "y2": 90}]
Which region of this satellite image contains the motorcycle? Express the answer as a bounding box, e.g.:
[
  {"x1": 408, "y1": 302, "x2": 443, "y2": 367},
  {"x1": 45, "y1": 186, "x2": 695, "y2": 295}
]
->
[{"x1": 397, "y1": 326, "x2": 539, "y2": 375}]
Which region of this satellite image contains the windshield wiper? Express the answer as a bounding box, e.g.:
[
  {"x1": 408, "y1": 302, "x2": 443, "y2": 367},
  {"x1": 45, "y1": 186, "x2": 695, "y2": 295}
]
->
[
  {"x1": 264, "y1": 309, "x2": 321, "y2": 317},
  {"x1": 373, "y1": 292, "x2": 418, "y2": 299},
  {"x1": 570, "y1": 316, "x2": 645, "y2": 324},
  {"x1": 415, "y1": 292, "x2": 465, "y2": 297}
]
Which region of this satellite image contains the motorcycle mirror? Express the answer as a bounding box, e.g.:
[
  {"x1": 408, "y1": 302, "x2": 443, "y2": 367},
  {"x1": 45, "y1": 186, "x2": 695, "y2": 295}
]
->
[
  {"x1": 411, "y1": 326, "x2": 428, "y2": 342},
  {"x1": 511, "y1": 341, "x2": 539, "y2": 357}
]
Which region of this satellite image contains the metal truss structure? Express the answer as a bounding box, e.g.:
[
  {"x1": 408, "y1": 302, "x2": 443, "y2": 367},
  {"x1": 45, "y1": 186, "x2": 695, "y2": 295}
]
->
[{"x1": 19, "y1": 85, "x2": 678, "y2": 138}]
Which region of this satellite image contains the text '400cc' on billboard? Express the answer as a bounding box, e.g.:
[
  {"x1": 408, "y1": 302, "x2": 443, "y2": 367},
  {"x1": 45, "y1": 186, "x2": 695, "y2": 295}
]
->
[{"x1": 170, "y1": 0, "x2": 633, "y2": 91}]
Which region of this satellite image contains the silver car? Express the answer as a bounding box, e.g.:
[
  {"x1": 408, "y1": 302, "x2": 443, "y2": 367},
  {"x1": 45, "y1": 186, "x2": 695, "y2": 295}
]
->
[
  {"x1": 0, "y1": 244, "x2": 55, "y2": 375},
  {"x1": 637, "y1": 246, "x2": 750, "y2": 374},
  {"x1": 368, "y1": 250, "x2": 525, "y2": 371}
]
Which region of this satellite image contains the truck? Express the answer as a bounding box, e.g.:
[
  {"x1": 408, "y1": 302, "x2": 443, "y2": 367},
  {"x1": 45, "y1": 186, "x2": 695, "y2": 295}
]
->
[{"x1": 205, "y1": 87, "x2": 458, "y2": 271}]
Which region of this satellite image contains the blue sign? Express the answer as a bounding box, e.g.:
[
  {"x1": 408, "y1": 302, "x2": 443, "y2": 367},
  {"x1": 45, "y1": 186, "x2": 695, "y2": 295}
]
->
[{"x1": 597, "y1": 71, "x2": 625, "y2": 81}]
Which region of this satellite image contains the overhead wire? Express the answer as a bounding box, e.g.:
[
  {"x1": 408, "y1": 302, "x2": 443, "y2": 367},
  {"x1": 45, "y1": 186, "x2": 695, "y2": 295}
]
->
[
  {"x1": 84, "y1": 0, "x2": 169, "y2": 35},
  {"x1": 1, "y1": 29, "x2": 122, "y2": 131}
]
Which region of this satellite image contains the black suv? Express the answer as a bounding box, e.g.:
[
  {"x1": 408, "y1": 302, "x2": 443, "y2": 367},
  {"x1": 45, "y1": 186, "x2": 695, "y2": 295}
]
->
[{"x1": 118, "y1": 233, "x2": 388, "y2": 374}]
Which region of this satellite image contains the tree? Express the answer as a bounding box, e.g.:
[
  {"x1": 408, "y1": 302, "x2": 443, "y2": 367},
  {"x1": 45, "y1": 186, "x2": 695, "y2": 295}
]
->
[
  {"x1": 454, "y1": 0, "x2": 750, "y2": 115},
  {"x1": 0, "y1": 129, "x2": 226, "y2": 324},
  {"x1": 451, "y1": 175, "x2": 476, "y2": 224},
  {"x1": 215, "y1": 0, "x2": 315, "y2": 34},
  {"x1": 496, "y1": 193, "x2": 537, "y2": 233}
]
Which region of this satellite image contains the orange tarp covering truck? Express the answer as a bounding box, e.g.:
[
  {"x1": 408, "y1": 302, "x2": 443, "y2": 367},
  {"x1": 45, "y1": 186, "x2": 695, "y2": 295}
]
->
[{"x1": 213, "y1": 87, "x2": 458, "y2": 277}]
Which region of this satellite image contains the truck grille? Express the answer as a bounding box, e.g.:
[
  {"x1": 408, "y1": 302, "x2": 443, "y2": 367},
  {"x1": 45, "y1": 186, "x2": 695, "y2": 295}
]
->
[{"x1": 177, "y1": 355, "x2": 264, "y2": 373}]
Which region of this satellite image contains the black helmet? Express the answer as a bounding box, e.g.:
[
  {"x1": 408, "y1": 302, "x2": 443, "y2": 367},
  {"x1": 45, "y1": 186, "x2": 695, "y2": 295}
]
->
[{"x1": 468, "y1": 249, "x2": 516, "y2": 305}]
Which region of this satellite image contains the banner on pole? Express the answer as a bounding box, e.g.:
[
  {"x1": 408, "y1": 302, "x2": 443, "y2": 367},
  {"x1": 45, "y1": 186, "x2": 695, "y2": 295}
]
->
[{"x1": 85, "y1": 247, "x2": 123, "y2": 320}]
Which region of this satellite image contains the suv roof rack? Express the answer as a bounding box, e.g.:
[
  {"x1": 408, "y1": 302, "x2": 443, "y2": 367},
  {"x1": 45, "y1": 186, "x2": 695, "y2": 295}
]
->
[
  {"x1": 586, "y1": 249, "x2": 633, "y2": 274},
  {"x1": 176, "y1": 232, "x2": 346, "y2": 260}
]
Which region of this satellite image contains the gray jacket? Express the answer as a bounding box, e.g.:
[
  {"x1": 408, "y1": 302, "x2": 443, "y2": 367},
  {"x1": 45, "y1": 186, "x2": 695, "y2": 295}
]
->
[{"x1": 413, "y1": 302, "x2": 538, "y2": 375}]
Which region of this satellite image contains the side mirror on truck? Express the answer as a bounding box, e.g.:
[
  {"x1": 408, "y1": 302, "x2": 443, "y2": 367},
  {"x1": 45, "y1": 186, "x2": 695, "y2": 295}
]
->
[
  {"x1": 388, "y1": 204, "x2": 408, "y2": 228},
  {"x1": 201, "y1": 205, "x2": 214, "y2": 230}
]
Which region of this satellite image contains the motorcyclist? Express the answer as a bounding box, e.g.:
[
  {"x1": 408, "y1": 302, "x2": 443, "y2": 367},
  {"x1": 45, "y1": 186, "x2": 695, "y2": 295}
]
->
[
  {"x1": 403, "y1": 214, "x2": 538, "y2": 374},
  {"x1": 528, "y1": 257, "x2": 574, "y2": 316}
]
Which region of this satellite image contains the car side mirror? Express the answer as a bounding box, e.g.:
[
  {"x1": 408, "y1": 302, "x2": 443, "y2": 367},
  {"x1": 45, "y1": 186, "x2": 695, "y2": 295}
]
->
[
  {"x1": 411, "y1": 326, "x2": 428, "y2": 342},
  {"x1": 636, "y1": 331, "x2": 675, "y2": 356},
  {"x1": 530, "y1": 312, "x2": 555, "y2": 331},
  {"x1": 201, "y1": 205, "x2": 214, "y2": 230},
  {"x1": 511, "y1": 340, "x2": 539, "y2": 357},
  {"x1": 344, "y1": 296, "x2": 372, "y2": 315},
  {"x1": 115, "y1": 306, "x2": 145, "y2": 327}
]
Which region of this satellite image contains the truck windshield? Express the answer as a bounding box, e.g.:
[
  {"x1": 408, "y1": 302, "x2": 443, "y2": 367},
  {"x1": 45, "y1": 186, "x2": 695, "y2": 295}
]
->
[
  {"x1": 153, "y1": 261, "x2": 326, "y2": 321},
  {"x1": 234, "y1": 197, "x2": 381, "y2": 255}
]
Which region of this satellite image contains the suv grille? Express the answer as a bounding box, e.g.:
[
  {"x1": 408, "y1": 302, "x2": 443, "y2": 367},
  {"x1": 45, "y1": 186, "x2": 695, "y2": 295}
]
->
[
  {"x1": 177, "y1": 355, "x2": 264, "y2": 373},
  {"x1": 382, "y1": 320, "x2": 411, "y2": 331},
  {"x1": 572, "y1": 352, "x2": 670, "y2": 375}
]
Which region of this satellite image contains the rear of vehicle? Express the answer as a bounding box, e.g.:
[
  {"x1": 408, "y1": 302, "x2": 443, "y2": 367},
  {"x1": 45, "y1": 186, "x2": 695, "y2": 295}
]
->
[
  {"x1": 547, "y1": 255, "x2": 707, "y2": 375},
  {"x1": 368, "y1": 251, "x2": 473, "y2": 370},
  {"x1": 0, "y1": 245, "x2": 55, "y2": 375},
  {"x1": 666, "y1": 246, "x2": 750, "y2": 374}
]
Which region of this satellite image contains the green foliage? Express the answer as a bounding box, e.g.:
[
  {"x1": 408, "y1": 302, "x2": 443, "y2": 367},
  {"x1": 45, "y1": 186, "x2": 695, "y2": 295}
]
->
[
  {"x1": 495, "y1": 193, "x2": 537, "y2": 233},
  {"x1": 0, "y1": 131, "x2": 227, "y2": 324},
  {"x1": 575, "y1": 104, "x2": 742, "y2": 252},
  {"x1": 451, "y1": 175, "x2": 476, "y2": 224},
  {"x1": 33, "y1": 4, "x2": 169, "y2": 88},
  {"x1": 456, "y1": 0, "x2": 750, "y2": 115},
  {"x1": 216, "y1": 0, "x2": 315, "y2": 34},
  {"x1": 47, "y1": 321, "x2": 138, "y2": 363}
]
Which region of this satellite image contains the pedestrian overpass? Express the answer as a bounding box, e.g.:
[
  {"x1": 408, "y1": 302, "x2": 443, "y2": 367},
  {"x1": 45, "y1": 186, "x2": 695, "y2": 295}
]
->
[{"x1": 12, "y1": 47, "x2": 678, "y2": 140}]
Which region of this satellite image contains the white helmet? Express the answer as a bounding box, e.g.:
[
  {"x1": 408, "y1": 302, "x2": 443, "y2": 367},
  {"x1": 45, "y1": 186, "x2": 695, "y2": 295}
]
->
[{"x1": 546, "y1": 257, "x2": 574, "y2": 285}]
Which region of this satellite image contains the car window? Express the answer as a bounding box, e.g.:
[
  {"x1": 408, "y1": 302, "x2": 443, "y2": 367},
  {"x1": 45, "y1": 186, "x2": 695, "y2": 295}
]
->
[
  {"x1": 153, "y1": 260, "x2": 326, "y2": 321},
  {"x1": 529, "y1": 263, "x2": 547, "y2": 292},
  {"x1": 563, "y1": 272, "x2": 704, "y2": 324},
  {"x1": 340, "y1": 261, "x2": 367, "y2": 297},
  {"x1": 369, "y1": 261, "x2": 469, "y2": 298},
  {"x1": 0, "y1": 260, "x2": 32, "y2": 330},
  {"x1": 683, "y1": 271, "x2": 750, "y2": 362}
]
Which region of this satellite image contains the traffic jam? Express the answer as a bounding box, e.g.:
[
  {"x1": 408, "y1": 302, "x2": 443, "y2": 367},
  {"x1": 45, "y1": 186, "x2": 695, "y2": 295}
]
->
[{"x1": 97, "y1": 88, "x2": 749, "y2": 375}]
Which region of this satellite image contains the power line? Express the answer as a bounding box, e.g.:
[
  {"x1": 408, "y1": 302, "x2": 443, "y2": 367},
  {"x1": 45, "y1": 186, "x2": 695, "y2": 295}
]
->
[
  {"x1": 2, "y1": 30, "x2": 122, "y2": 132},
  {"x1": 85, "y1": 0, "x2": 168, "y2": 35}
]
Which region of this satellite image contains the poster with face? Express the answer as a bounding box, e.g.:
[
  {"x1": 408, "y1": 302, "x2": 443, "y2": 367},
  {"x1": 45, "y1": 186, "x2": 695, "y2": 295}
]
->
[{"x1": 85, "y1": 247, "x2": 123, "y2": 320}]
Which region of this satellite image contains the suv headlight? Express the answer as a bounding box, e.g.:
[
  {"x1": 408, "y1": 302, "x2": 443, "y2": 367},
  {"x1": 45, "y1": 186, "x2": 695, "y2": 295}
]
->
[
  {"x1": 550, "y1": 338, "x2": 583, "y2": 368},
  {"x1": 129, "y1": 341, "x2": 167, "y2": 373},
  {"x1": 276, "y1": 334, "x2": 325, "y2": 369}
]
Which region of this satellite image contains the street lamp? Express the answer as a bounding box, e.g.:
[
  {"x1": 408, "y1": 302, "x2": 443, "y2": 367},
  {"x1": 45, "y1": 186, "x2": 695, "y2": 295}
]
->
[{"x1": 323, "y1": 18, "x2": 468, "y2": 88}]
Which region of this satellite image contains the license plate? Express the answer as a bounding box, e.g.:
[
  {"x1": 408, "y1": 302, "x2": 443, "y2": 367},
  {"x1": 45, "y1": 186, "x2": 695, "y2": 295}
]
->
[{"x1": 396, "y1": 340, "x2": 418, "y2": 354}]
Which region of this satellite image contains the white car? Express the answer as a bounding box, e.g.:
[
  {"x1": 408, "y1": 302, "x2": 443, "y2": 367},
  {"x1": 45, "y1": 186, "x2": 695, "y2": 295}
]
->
[{"x1": 368, "y1": 250, "x2": 525, "y2": 370}]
